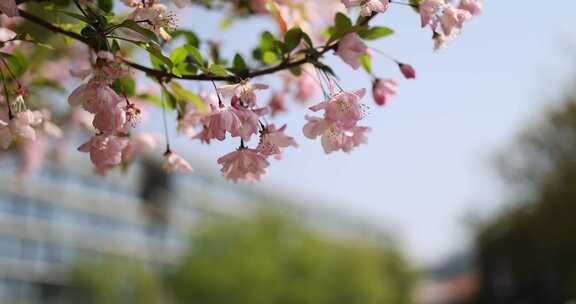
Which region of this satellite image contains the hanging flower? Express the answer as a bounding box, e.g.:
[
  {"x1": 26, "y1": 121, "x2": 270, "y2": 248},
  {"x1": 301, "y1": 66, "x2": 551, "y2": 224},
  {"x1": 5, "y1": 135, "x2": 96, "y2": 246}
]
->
[{"x1": 217, "y1": 148, "x2": 269, "y2": 182}]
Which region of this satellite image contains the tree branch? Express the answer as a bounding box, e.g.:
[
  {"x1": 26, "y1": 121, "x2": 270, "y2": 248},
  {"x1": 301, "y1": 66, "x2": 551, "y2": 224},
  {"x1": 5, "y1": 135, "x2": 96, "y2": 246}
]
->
[{"x1": 17, "y1": 8, "x2": 375, "y2": 83}]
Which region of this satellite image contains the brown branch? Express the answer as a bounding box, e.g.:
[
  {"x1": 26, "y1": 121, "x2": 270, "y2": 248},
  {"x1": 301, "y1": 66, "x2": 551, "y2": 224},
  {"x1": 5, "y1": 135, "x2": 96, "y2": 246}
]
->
[{"x1": 17, "y1": 8, "x2": 375, "y2": 82}]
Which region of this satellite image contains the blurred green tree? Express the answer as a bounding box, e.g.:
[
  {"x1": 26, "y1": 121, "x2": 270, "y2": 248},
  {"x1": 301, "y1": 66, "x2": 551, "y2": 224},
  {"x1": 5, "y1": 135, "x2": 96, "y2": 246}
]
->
[
  {"x1": 170, "y1": 212, "x2": 415, "y2": 304},
  {"x1": 65, "y1": 210, "x2": 416, "y2": 303},
  {"x1": 475, "y1": 91, "x2": 576, "y2": 303}
]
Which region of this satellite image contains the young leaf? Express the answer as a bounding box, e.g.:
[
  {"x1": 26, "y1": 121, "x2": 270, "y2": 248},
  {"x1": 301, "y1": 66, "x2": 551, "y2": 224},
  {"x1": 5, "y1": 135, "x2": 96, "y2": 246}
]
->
[
  {"x1": 360, "y1": 54, "x2": 372, "y2": 74},
  {"x1": 146, "y1": 43, "x2": 173, "y2": 68},
  {"x1": 209, "y1": 64, "x2": 228, "y2": 77},
  {"x1": 359, "y1": 26, "x2": 394, "y2": 40},
  {"x1": 170, "y1": 82, "x2": 207, "y2": 113},
  {"x1": 117, "y1": 20, "x2": 159, "y2": 43},
  {"x1": 334, "y1": 12, "x2": 352, "y2": 31},
  {"x1": 183, "y1": 45, "x2": 204, "y2": 66},
  {"x1": 284, "y1": 27, "x2": 302, "y2": 52}
]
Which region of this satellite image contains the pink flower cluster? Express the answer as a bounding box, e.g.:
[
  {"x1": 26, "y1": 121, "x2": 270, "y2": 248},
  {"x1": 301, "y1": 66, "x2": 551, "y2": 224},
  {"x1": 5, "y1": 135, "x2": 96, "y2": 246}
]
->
[
  {"x1": 68, "y1": 52, "x2": 158, "y2": 175},
  {"x1": 419, "y1": 0, "x2": 481, "y2": 49},
  {"x1": 176, "y1": 80, "x2": 298, "y2": 182},
  {"x1": 303, "y1": 80, "x2": 371, "y2": 154}
]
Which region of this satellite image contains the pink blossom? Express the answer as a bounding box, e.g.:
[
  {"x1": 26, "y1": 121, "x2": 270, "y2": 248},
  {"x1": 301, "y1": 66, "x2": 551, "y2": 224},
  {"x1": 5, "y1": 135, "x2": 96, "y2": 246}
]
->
[
  {"x1": 336, "y1": 33, "x2": 367, "y2": 70},
  {"x1": 302, "y1": 116, "x2": 370, "y2": 154},
  {"x1": 296, "y1": 64, "x2": 320, "y2": 102},
  {"x1": 217, "y1": 148, "x2": 269, "y2": 182},
  {"x1": 440, "y1": 6, "x2": 471, "y2": 36},
  {"x1": 92, "y1": 103, "x2": 127, "y2": 134},
  {"x1": 163, "y1": 151, "x2": 193, "y2": 172},
  {"x1": 122, "y1": 133, "x2": 160, "y2": 162},
  {"x1": 205, "y1": 104, "x2": 242, "y2": 141},
  {"x1": 372, "y1": 78, "x2": 397, "y2": 106},
  {"x1": 459, "y1": 0, "x2": 481, "y2": 16},
  {"x1": 268, "y1": 92, "x2": 287, "y2": 117},
  {"x1": 419, "y1": 0, "x2": 445, "y2": 27},
  {"x1": 230, "y1": 108, "x2": 264, "y2": 142},
  {"x1": 399, "y1": 63, "x2": 416, "y2": 79},
  {"x1": 0, "y1": 110, "x2": 43, "y2": 149},
  {"x1": 342, "y1": 0, "x2": 389, "y2": 17},
  {"x1": 341, "y1": 126, "x2": 371, "y2": 152},
  {"x1": 18, "y1": 137, "x2": 46, "y2": 178},
  {"x1": 0, "y1": 0, "x2": 18, "y2": 17},
  {"x1": 257, "y1": 124, "x2": 298, "y2": 157},
  {"x1": 78, "y1": 134, "x2": 128, "y2": 175},
  {"x1": 68, "y1": 80, "x2": 122, "y2": 114},
  {"x1": 309, "y1": 87, "x2": 366, "y2": 129},
  {"x1": 218, "y1": 80, "x2": 269, "y2": 107}
]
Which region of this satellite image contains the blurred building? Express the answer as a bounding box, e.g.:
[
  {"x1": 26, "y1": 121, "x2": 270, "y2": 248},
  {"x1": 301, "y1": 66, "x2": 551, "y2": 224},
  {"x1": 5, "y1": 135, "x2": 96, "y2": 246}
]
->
[
  {"x1": 0, "y1": 153, "x2": 387, "y2": 303},
  {"x1": 415, "y1": 253, "x2": 478, "y2": 304}
]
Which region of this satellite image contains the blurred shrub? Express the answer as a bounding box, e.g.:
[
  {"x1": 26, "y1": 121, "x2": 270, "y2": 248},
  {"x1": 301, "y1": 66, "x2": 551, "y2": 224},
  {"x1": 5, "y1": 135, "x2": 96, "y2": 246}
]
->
[
  {"x1": 65, "y1": 210, "x2": 416, "y2": 304},
  {"x1": 474, "y1": 92, "x2": 576, "y2": 303}
]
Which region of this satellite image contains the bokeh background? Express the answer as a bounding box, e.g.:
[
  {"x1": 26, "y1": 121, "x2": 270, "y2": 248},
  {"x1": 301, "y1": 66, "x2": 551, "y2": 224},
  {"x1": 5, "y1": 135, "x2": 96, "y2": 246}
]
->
[{"x1": 3, "y1": 1, "x2": 576, "y2": 303}]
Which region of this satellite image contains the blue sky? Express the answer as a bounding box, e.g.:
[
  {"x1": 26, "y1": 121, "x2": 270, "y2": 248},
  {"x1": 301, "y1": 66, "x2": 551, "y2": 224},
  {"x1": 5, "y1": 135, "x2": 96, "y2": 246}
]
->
[{"x1": 148, "y1": 1, "x2": 576, "y2": 264}]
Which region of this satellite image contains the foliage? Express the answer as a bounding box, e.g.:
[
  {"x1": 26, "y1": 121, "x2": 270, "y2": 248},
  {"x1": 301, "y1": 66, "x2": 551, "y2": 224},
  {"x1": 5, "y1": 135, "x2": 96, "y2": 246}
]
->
[
  {"x1": 474, "y1": 89, "x2": 576, "y2": 303},
  {"x1": 65, "y1": 211, "x2": 416, "y2": 303}
]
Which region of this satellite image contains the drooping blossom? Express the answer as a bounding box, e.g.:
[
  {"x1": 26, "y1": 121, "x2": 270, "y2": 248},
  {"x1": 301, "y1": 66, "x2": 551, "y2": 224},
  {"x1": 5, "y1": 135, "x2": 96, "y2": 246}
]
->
[
  {"x1": 92, "y1": 103, "x2": 127, "y2": 134},
  {"x1": 205, "y1": 104, "x2": 242, "y2": 141},
  {"x1": 163, "y1": 150, "x2": 193, "y2": 172},
  {"x1": 178, "y1": 90, "x2": 217, "y2": 138},
  {"x1": 419, "y1": 0, "x2": 445, "y2": 27},
  {"x1": 231, "y1": 107, "x2": 269, "y2": 142},
  {"x1": 122, "y1": 132, "x2": 160, "y2": 162},
  {"x1": 0, "y1": 0, "x2": 18, "y2": 17},
  {"x1": 257, "y1": 124, "x2": 298, "y2": 158},
  {"x1": 78, "y1": 134, "x2": 129, "y2": 175},
  {"x1": 309, "y1": 85, "x2": 366, "y2": 129},
  {"x1": 218, "y1": 80, "x2": 269, "y2": 107},
  {"x1": 341, "y1": 0, "x2": 389, "y2": 17},
  {"x1": 128, "y1": 4, "x2": 176, "y2": 41},
  {"x1": 0, "y1": 110, "x2": 43, "y2": 149},
  {"x1": 372, "y1": 78, "x2": 397, "y2": 106},
  {"x1": 399, "y1": 63, "x2": 416, "y2": 79},
  {"x1": 439, "y1": 5, "x2": 471, "y2": 36},
  {"x1": 217, "y1": 148, "x2": 269, "y2": 182},
  {"x1": 459, "y1": 0, "x2": 482, "y2": 16},
  {"x1": 40, "y1": 110, "x2": 63, "y2": 138},
  {"x1": 336, "y1": 33, "x2": 367, "y2": 70},
  {"x1": 302, "y1": 116, "x2": 370, "y2": 154},
  {"x1": 268, "y1": 92, "x2": 287, "y2": 117},
  {"x1": 17, "y1": 137, "x2": 46, "y2": 178}
]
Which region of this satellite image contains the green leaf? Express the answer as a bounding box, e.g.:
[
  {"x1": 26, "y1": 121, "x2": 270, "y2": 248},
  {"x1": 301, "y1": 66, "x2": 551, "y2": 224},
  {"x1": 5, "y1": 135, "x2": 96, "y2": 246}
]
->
[
  {"x1": 260, "y1": 31, "x2": 276, "y2": 51},
  {"x1": 360, "y1": 54, "x2": 372, "y2": 74},
  {"x1": 145, "y1": 43, "x2": 173, "y2": 68},
  {"x1": 0, "y1": 50, "x2": 29, "y2": 77},
  {"x1": 334, "y1": 12, "x2": 352, "y2": 31},
  {"x1": 284, "y1": 27, "x2": 303, "y2": 52},
  {"x1": 359, "y1": 26, "x2": 394, "y2": 40},
  {"x1": 409, "y1": 0, "x2": 421, "y2": 12},
  {"x1": 262, "y1": 51, "x2": 279, "y2": 64},
  {"x1": 233, "y1": 54, "x2": 248, "y2": 71},
  {"x1": 170, "y1": 82, "x2": 207, "y2": 113},
  {"x1": 171, "y1": 30, "x2": 200, "y2": 47},
  {"x1": 209, "y1": 64, "x2": 228, "y2": 77},
  {"x1": 117, "y1": 20, "x2": 159, "y2": 43},
  {"x1": 112, "y1": 77, "x2": 136, "y2": 96},
  {"x1": 183, "y1": 45, "x2": 204, "y2": 66},
  {"x1": 170, "y1": 46, "x2": 188, "y2": 64},
  {"x1": 97, "y1": 0, "x2": 113, "y2": 13},
  {"x1": 59, "y1": 11, "x2": 94, "y2": 24},
  {"x1": 161, "y1": 87, "x2": 177, "y2": 110}
]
